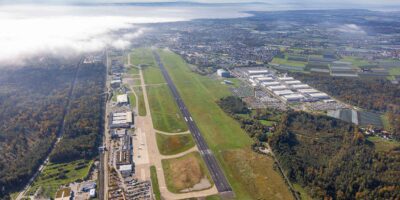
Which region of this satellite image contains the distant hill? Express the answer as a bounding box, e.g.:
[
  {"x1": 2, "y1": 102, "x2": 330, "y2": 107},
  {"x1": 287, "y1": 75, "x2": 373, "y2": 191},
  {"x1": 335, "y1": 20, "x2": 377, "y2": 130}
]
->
[{"x1": 88, "y1": 1, "x2": 268, "y2": 7}]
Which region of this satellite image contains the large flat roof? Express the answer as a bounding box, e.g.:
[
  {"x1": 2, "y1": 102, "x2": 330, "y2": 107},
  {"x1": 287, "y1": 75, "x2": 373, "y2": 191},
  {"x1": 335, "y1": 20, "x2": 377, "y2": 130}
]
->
[
  {"x1": 267, "y1": 85, "x2": 287, "y2": 91},
  {"x1": 291, "y1": 84, "x2": 310, "y2": 89},
  {"x1": 309, "y1": 92, "x2": 329, "y2": 98},
  {"x1": 248, "y1": 70, "x2": 269, "y2": 73},
  {"x1": 274, "y1": 90, "x2": 294, "y2": 96},
  {"x1": 278, "y1": 77, "x2": 294, "y2": 81},
  {"x1": 284, "y1": 80, "x2": 302, "y2": 85},
  {"x1": 282, "y1": 94, "x2": 304, "y2": 99},
  {"x1": 117, "y1": 94, "x2": 128, "y2": 103},
  {"x1": 256, "y1": 77, "x2": 274, "y2": 81},
  {"x1": 298, "y1": 89, "x2": 319, "y2": 94},
  {"x1": 262, "y1": 81, "x2": 280, "y2": 86}
]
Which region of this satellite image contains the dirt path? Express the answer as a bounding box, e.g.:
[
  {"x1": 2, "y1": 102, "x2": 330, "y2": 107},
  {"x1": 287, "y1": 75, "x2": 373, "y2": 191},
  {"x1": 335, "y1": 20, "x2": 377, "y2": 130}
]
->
[
  {"x1": 160, "y1": 146, "x2": 199, "y2": 160},
  {"x1": 155, "y1": 130, "x2": 191, "y2": 135}
]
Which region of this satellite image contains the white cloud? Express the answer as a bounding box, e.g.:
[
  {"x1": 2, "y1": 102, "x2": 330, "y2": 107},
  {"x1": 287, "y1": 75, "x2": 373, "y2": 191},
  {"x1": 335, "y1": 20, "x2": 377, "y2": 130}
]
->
[
  {"x1": 0, "y1": 4, "x2": 251, "y2": 66},
  {"x1": 333, "y1": 24, "x2": 366, "y2": 35}
]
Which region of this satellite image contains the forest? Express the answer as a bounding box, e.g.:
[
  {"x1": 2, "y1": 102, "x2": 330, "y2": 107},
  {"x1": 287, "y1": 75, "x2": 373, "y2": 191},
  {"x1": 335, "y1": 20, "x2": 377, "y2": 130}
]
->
[
  {"x1": 292, "y1": 73, "x2": 400, "y2": 139},
  {"x1": 50, "y1": 62, "x2": 106, "y2": 163},
  {"x1": 269, "y1": 111, "x2": 400, "y2": 199},
  {"x1": 0, "y1": 62, "x2": 78, "y2": 197},
  {"x1": 218, "y1": 96, "x2": 275, "y2": 144},
  {"x1": 0, "y1": 58, "x2": 106, "y2": 198}
]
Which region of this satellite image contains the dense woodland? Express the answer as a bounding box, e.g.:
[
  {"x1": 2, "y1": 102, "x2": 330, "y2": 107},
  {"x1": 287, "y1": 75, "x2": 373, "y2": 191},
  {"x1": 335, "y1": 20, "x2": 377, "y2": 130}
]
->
[
  {"x1": 220, "y1": 96, "x2": 400, "y2": 199},
  {"x1": 292, "y1": 73, "x2": 400, "y2": 139},
  {"x1": 269, "y1": 111, "x2": 400, "y2": 200},
  {"x1": 218, "y1": 96, "x2": 272, "y2": 143},
  {"x1": 0, "y1": 59, "x2": 106, "y2": 198},
  {"x1": 0, "y1": 63, "x2": 78, "y2": 197},
  {"x1": 50, "y1": 62, "x2": 106, "y2": 163}
]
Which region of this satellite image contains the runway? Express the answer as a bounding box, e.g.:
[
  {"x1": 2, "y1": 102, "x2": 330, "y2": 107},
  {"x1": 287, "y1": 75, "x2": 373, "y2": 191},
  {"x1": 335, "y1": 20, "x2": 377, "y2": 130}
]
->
[{"x1": 153, "y1": 51, "x2": 233, "y2": 194}]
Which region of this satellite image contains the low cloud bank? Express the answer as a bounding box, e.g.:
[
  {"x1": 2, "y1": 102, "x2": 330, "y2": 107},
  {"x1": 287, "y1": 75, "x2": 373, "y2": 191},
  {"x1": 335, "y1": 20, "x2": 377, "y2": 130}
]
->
[{"x1": 0, "y1": 4, "x2": 251, "y2": 66}]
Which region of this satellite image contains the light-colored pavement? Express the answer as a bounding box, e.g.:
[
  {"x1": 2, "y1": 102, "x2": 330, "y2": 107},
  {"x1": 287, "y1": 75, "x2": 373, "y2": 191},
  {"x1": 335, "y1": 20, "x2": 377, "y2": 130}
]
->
[
  {"x1": 155, "y1": 130, "x2": 191, "y2": 135},
  {"x1": 130, "y1": 56, "x2": 219, "y2": 199}
]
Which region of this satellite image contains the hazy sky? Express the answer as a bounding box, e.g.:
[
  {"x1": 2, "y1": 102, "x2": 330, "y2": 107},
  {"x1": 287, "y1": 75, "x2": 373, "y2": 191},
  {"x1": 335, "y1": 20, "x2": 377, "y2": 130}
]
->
[
  {"x1": 1, "y1": 0, "x2": 399, "y2": 7},
  {"x1": 0, "y1": 0, "x2": 399, "y2": 66}
]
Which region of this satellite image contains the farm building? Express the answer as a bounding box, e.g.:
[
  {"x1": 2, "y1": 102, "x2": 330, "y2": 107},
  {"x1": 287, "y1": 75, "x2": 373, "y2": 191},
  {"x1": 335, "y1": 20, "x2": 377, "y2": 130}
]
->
[
  {"x1": 247, "y1": 69, "x2": 270, "y2": 76},
  {"x1": 278, "y1": 76, "x2": 294, "y2": 81},
  {"x1": 274, "y1": 90, "x2": 294, "y2": 96},
  {"x1": 267, "y1": 85, "x2": 287, "y2": 91},
  {"x1": 249, "y1": 74, "x2": 266, "y2": 79},
  {"x1": 261, "y1": 81, "x2": 280, "y2": 86},
  {"x1": 284, "y1": 80, "x2": 302, "y2": 85},
  {"x1": 282, "y1": 94, "x2": 304, "y2": 102},
  {"x1": 298, "y1": 88, "x2": 320, "y2": 94},
  {"x1": 308, "y1": 92, "x2": 330, "y2": 99},
  {"x1": 290, "y1": 84, "x2": 310, "y2": 89},
  {"x1": 255, "y1": 77, "x2": 274, "y2": 83},
  {"x1": 217, "y1": 69, "x2": 230, "y2": 77}
]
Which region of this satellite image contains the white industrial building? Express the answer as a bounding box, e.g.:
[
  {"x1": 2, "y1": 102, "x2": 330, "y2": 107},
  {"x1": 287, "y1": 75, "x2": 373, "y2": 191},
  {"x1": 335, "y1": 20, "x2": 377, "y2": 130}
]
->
[
  {"x1": 249, "y1": 75, "x2": 266, "y2": 79},
  {"x1": 298, "y1": 89, "x2": 320, "y2": 94},
  {"x1": 247, "y1": 69, "x2": 270, "y2": 76},
  {"x1": 119, "y1": 164, "x2": 133, "y2": 177},
  {"x1": 284, "y1": 80, "x2": 302, "y2": 85},
  {"x1": 309, "y1": 92, "x2": 330, "y2": 99},
  {"x1": 261, "y1": 81, "x2": 280, "y2": 86},
  {"x1": 255, "y1": 77, "x2": 274, "y2": 83},
  {"x1": 89, "y1": 189, "x2": 96, "y2": 198},
  {"x1": 217, "y1": 69, "x2": 230, "y2": 77},
  {"x1": 291, "y1": 84, "x2": 310, "y2": 89},
  {"x1": 110, "y1": 112, "x2": 133, "y2": 129},
  {"x1": 117, "y1": 94, "x2": 128, "y2": 105},
  {"x1": 278, "y1": 76, "x2": 294, "y2": 81},
  {"x1": 274, "y1": 90, "x2": 294, "y2": 96},
  {"x1": 282, "y1": 94, "x2": 304, "y2": 102},
  {"x1": 267, "y1": 85, "x2": 287, "y2": 91}
]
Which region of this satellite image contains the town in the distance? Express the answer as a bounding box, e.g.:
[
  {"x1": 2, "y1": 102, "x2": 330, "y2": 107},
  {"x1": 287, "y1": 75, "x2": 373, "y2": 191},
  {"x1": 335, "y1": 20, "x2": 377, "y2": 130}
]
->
[{"x1": 0, "y1": 3, "x2": 399, "y2": 200}]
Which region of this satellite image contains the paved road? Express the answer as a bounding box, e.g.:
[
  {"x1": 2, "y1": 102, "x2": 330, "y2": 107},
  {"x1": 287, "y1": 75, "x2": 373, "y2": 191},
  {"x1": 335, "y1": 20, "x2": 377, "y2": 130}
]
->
[
  {"x1": 153, "y1": 51, "x2": 233, "y2": 194},
  {"x1": 16, "y1": 57, "x2": 84, "y2": 200}
]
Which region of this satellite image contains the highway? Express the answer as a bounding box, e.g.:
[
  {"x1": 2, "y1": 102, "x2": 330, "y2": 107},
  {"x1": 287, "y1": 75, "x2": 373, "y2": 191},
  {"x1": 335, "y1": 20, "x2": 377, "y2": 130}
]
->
[{"x1": 153, "y1": 51, "x2": 233, "y2": 194}]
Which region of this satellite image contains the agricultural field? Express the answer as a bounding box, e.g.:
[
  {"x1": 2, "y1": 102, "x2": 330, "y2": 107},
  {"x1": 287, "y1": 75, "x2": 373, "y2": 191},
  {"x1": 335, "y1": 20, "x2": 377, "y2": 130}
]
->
[
  {"x1": 133, "y1": 87, "x2": 146, "y2": 116},
  {"x1": 389, "y1": 67, "x2": 400, "y2": 76},
  {"x1": 340, "y1": 56, "x2": 370, "y2": 67},
  {"x1": 161, "y1": 152, "x2": 213, "y2": 193},
  {"x1": 271, "y1": 57, "x2": 307, "y2": 67},
  {"x1": 156, "y1": 133, "x2": 195, "y2": 155},
  {"x1": 367, "y1": 136, "x2": 400, "y2": 152},
  {"x1": 27, "y1": 159, "x2": 92, "y2": 198},
  {"x1": 150, "y1": 166, "x2": 161, "y2": 200},
  {"x1": 157, "y1": 49, "x2": 293, "y2": 199},
  {"x1": 147, "y1": 85, "x2": 187, "y2": 133}
]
